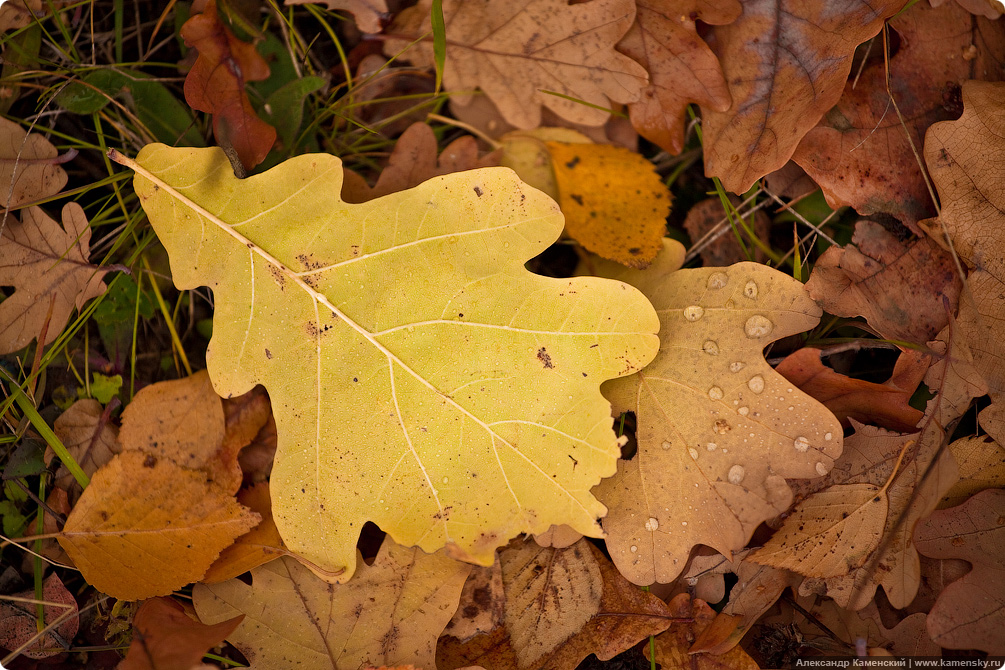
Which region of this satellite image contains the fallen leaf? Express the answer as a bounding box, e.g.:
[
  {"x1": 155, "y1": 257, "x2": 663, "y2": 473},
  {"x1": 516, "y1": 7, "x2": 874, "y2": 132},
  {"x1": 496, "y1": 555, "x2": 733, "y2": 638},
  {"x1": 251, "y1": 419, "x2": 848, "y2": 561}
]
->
[
  {"x1": 791, "y1": 1, "x2": 1005, "y2": 226},
  {"x1": 775, "y1": 346, "x2": 927, "y2": 433},
  {"x1": 194, "y1": 537, "x2": 469, "y2": 670},
  {"x1": 940, "y1": 435, "x2": 1005, "y2": 508},
  {"x1": 202, "y1": 482, "x2": 286, "y2": 583},
  {"x1": 384, "y1": 0, "x2": 647, "y2": 129},
  {"x1": 498, "y1": 127, "x2": 593, "y2": 201},
  {"x1": 915, "y1": 488, "x2": 1005, "y2": 655},
  {"x1": 119, "y1": 597, "x2": 243, "y2": 670},
  {"x1": 804, "y1": 219, "x2": 963, "y2": 343},
  {"x1": 701, "y1": 0, "x2": 908, "y2": 193},
  {"x1": 0, "y1": 202, "x2": 109, "y2": 354},
  {"x1": 58, "y1": 451, "x2": 261, "y2": 600},
  {"x1": 48, "y1": 398, "x2": 122, "y2": 499},
  {"x1": 646, "y1": 594, "x2": 759, "y2": 670},
  {"x1": 437, "y1": 538, "x2": 672, "y2": 670},
  {"x1": 182, "y1": 0, "x2": 275, "y2": 170},
  {"x1": 532, "y1": 524, "x2": 582, "y2": 549},
  {"x1": 591, "y1": 240, "x2": 842, "y2": 584},
  {"x1": 342, "y1": 122, "x2": 500, "y2": 203},
  {"x1": 217, "y1": 384, "x2": 273, "y2": 494},
  {"x1": 0, "y1": 573, "x2": 78, "y2": 659},
  {"x1": 546, "y1": 141, "x2": 671, "y2": 268},
  {"x1": 881, "y1": 611, "x2": 942, "y2": 656},
  {"x1": 0, "y1": 115, "x2": 68, "y2": 207},
  {"x1": 930, "y1": 0, "x2": 1002, "y2": 21},
  {"x1": 618, "y1": 0, "x2": 740, "y2": 155},
  {"x1": 121, "y1": 144, "x2": 659, "y2": 581},
  {"x1": 682, "y1": 197, "x2": 771, "y2": 267},
  {"x1": 284, "y1": 0, "x2": 388, "y2": 33}
]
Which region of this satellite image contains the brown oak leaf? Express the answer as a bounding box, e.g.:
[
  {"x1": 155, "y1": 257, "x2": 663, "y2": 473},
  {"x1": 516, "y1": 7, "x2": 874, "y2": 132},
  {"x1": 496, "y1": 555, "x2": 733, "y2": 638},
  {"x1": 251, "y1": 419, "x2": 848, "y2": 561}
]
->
[
  {"x1": 284, "y1": 0, "x2": 389, "y2": 33},
  {"x1": 119, "y1": 597, "x2": 243, "y2": 670}
]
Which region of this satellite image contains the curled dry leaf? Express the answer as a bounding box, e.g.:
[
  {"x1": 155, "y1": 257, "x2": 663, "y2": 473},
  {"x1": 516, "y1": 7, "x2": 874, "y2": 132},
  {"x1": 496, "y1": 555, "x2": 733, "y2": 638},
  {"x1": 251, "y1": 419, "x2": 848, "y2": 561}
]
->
[
  {"x1": 118, "y1": 597, "x2": 244, "y2": 670},
  {"x1": 384, "y1": 0, "x2": 647, "y2": 129},
  {"x1": 591, "y1": 239, "x2": 842, "y2": 584},
  {"x1": 701, "y1": 0, "x2": 908, "y2": 193},
  {"x1": 437, "y1": 538, "x2": 672, "y2": 670},
  {"x1": 194, "y1": 538, "x2": 470, "y2": 670},
  {"x1": 181, "y1": 0, "x2": 275, "y2": 170},
  {"x1": 618, "y1": 0, "x2": 741, "y2": 155},
  {"x1": 0, "y1": 202, "x2": 108, "y2": 354},
  {"x1": 804, "y1": 219, "x2": 963, "y2": 343},
  {"x1": 284, "y1": 0, "x2": 388, "y2": 33},
  {"x1": 646, "y1": 594, "x2": 759, "y2": 670},
  {"x1": 915, "y1": 488, "x2": 1005, "y2": 655},
  {"x1": 792, "y1": 1, "x2": 1004, "y2": 226},
  {"x1": 123, "y1": 144, "x2": 658, "y2": 582},
  {"x1": 49, "y1": 398, "x2": 122, "y2": 499},
  {"x1": 57, "y1": 451, "x2": 261, "y2": 600}
]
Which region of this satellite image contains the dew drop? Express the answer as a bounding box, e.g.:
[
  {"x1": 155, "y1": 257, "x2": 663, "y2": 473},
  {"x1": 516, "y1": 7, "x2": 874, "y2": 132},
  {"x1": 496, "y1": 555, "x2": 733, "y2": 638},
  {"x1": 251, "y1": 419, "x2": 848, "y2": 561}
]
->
[
  {"x1": 729, "y1": 361, "x2": 746, "y2": 373},
  {"x1": 794, "y1": 436, "x2": 811, "y2": 453},
  {"x1": 688, "y1": 447, "x2": 699, "y2": 460},
  {"x1": 662, "y1": 440, "x2": 672, "y2": 450},
  {"x1": 815, "y1": 461, "x2": 828, "y2": 476},
  {"x1": 707, "y1": 272, "x2": 728, "y2": 289},
  {"x1": 748, "y1": 375, "x2": 765, "y2": 393},
  {"x1": 708, "y1": 386, "x2": 724, "y2": 401},
  {"x1": 728, "y1": 464, "x2": 745, "y2": 484},
  {"x1": 824, "y1": 432, "x2": 833, "y2": 441},
  {"x1": 745, "y1": 315, "x2": 773, "y2": 338},
  {"x1": 630, "y1": 545, "x2": 638, "y2": 553},
  {"x1": 706, "y1": 442, "x2": 718, "y2": 451},
  {"x1": 442, "y1": 476, "x2": 449, "y2": 484},
  {"x1": 743, "y1": 280, "x2": 758, "y2": 299},
  {"x1": 683, "y1": 305, "x2": 705, "y2": 321},
  {"x1": 681, "y1": 521, "x2": 688, "y2": 526},
  {"x1": 645, "y1": 517, "x2": 660, "y2": 531},
  {"x1": 703, "y1": 340, "x2": 720, "y2": 355},
  {"x1": 738, "y1": 406, "x2": 749, "y2": 416}
]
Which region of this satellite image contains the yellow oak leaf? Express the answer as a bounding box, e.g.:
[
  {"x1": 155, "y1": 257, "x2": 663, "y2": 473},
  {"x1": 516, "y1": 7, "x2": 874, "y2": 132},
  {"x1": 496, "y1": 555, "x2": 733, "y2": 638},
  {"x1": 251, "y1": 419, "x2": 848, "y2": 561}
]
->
[
  {"x1": 589, "y1": 240, "x2": 842, "y2": 584},
  {"x1": 193, "y1": 538, "x2": 470, "y2": 670},
  {"x1": 117, "y1": 144, "x2": 659, "y2": 582}
]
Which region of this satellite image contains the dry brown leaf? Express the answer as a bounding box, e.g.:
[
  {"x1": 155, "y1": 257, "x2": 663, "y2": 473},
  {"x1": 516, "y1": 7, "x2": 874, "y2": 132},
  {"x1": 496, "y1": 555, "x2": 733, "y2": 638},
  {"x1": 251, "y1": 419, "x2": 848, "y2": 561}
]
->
[
  {"x1": 701, "y1": 0, "x2": 908, "y2": 193},
  {"x1": 775, "y1": 346, "x2": 927, "y2": 433},
  {"x1": 194, "y1": 538, "x2": 469, "y2": 670},
  {"x1": 547, "y1": 141, "x2": 670, "y2": 268},
  {"x1": 618, "y1": 0, "x2": 740, "y2": 155},
  {"x1": 0, "y1": 202, "x2": 108, "y2": 353},
  {"x1": 0, "y1": 573, "x2": 78, "y2": 659},
  {"x1": 940, "y1": 435, "x2": 1005, "y2": 508},
  {"x1": 48, "y1": 398, "x2": 122, "y2": 499},
  {"x1": 217, "y1": 384, "x2": 272, "y2": 494},
  {"x1": 284, "y1": 0, "x2": 388, "y2": 33},
  {"x1": 882, "y1": 612, "x2": 942, "y2": 656},
  {"x1": 792, "y1": 2, "x2": 1004, "y2": 226},
  {"x1": 682, "y1": 197, "x2": 770, "y2": 266},
  {"x1": 437, "y1": 538, "x2": 672, "y2": 670},
  {"x1": 342, "y1": 122, "x2": 500, "y2": 203},
  {"x1": 930, "y1": 0, "x2": 1002, "y2": 21},
  {"x1": 58, "y1": 451, "x2": 260, "y2": 600},
  {"x1": 532, "y1": 524, "x2": 583, "y2": 549},
  {"x1": 202, "y1": 482, "x2": 285, "y2": 583},
  {"x1": 384, "y1": 0, "x2": 647, "y2": 129},
  {"x1": 0, "y1": 116, "x2": 68, "y2": 207},
  {"x1": 119, "y1": 597, "x2": 243, "y2": 670},
  {"x1": 590, "y1": 240, "x2": 842, "y2": 584},
  {"x1": 915, "y1": 488, "x2": 1005, "y2": 654},
  {"x1": 646, "y1": 594, "x2": 759, "y2": 670},
  {"x1": 804, "y1": 220, "x2": 963, "y2": 343}
]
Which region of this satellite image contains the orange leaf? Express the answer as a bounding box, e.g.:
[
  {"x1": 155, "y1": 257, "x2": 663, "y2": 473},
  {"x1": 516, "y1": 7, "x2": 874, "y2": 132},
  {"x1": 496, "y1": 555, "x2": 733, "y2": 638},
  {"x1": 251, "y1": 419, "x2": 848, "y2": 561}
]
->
[
  {"x1": 201, "y1": 482, "x2": 286, "y2": 583},
  {"x1": 647, "y1": 594, "x2": 759, "y2": 670},
  {"x1": 119, "y1": 597, "x2": 243, "y2": 670},
  {"x1": 181, "y1": 0, "x2": 275, "y2": 170}
]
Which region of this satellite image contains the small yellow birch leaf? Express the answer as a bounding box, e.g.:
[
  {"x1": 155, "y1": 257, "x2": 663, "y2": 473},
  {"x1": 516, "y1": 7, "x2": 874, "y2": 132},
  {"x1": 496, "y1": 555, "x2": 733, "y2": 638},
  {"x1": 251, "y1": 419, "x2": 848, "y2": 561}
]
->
[
  {"x1": 589, "y1": 240, "x2": 843, "y2": 584},
  {"x1": 748, "y1": 482, "x2": 887, "y2": 577},
  {"x1": 57, "y1": 451, "x2": 261, "y2": 600},
  {"x1": 119, "y1": 144, "x2": 659, "y2": 582},
  {"x1": 193, "y1": 538, "x2": 470, "y2": 670},
  {"x1": 547, "y1": 142, "x2": 670, "y2": 268}
]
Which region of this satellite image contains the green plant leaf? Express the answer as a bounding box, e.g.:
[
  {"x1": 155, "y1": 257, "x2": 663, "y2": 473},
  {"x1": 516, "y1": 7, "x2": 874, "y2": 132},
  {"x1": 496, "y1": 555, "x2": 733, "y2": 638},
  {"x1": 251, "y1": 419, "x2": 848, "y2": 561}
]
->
[{"x1": 120, "y1": 144, "x2": 659, "y2": 581}]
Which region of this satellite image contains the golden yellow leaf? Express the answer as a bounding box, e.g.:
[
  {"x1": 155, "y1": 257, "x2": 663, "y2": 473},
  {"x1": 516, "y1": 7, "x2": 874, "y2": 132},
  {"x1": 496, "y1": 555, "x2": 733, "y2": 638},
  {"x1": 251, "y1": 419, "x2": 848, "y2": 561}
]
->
[
  {"x1": 498, "y1": 127, "x2": 593, "y2": 201},
  {"x1": 119, "y1": 144, "x2": 659, "y2": 581},
  {"x1": 202, "y1": 482, "x2": 286, "y2": 584},
  {"x1": 547, "y1": 142, "x2": 670, "y2": 268},
  {"x1": 58, "y1": 451, "x2": 261, "y2": 600},
  {"x1": 193, "y1": 538, "x2": 470, "y2": 670}
]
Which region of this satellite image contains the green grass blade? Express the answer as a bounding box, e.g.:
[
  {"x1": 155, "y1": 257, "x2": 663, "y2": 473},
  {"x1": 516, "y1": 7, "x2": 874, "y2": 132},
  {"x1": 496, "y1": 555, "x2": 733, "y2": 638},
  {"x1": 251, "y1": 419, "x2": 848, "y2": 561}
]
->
[{"x1": 431, "y1": 0, "x2": 446, "y2": 94}]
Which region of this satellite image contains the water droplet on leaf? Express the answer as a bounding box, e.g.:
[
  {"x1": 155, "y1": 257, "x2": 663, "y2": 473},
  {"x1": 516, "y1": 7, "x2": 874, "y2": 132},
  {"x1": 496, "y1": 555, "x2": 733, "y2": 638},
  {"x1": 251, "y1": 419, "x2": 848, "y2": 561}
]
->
[
  {"x1": 707, "y1": 272, "x2": 728, "y2": 289},
  {"x1": 683, "y1": 305, "x2": 705, "y2": 322},
  {"x1": 748, "y1": 375, "x2": 765, "y2": 393},
  {"x1": 728, "y1": 464, "x2": 745, "y2": 484},
  {"x1": 744, "y1": 315, "x2": 773, "y2": 338},
  {"x1": 794, "y1": 436, "x2": 810, "y2": 452}
]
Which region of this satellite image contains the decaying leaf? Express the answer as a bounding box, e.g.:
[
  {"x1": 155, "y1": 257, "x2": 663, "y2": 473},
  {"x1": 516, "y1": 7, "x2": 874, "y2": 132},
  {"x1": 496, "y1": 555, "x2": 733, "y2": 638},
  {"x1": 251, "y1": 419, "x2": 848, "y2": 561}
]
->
[
  {"x1": 194, "y1": 538, "x2": 470, "y2": 670},
  {"x1": 284, "y1": 0, "x2": 388, "y2": 33},
  {"x1": 202, "y1": 482, "x2": 286, "y2": 583},
  {"x1": 618, "y1": 0, "x2": 740, "y2": 155},
  {"x1": 342, "y1": 122, "x2": 500, "y2": 203},
  {"x1": 120, "y1": 144, "x2": 659, "y2": 581},
  {"x1": 0, "y1": 115, "x2": 68, "y2": 207},
  {"x1": 930, "y1": 0, "x2": 1003, "y2": 18},
  {"x1": 384, "y1": 0, "x2": 647, "y2": 129},
  {"x1": 701, "y1": 0, "x2": 908, "y2": 193},
  {"x1": 591, "y1": 240, "x2": 842, "y2": 584},
  {"x1": 49, "y1": 398, "x2": 122, "y2": 499},
  {"x1": 58, "y1": 451, "x2": 261, "y2": 600},
  {"x1": 646, "y1": 594, "x2": 759, "y2": 670},
  {"x1": 940, "y1": 435, "x2": 1005, "y2": 509},
  {"x1": 181, "y1": 0, "x2": 275, "y2": 170},
  {"x1": 546, "y1": 141, "x2": 671, "y2": 268},
  {"x1": 915, "y1": 488, "x2": 1005, "y2": 655},
  {"x1": 791, "y1": 1, "x2": 1005, "y2": 226},
  {"x1": 682, "y1": 197, "x2": 770, "y2": 266},
  {"x1": 0, "y1": 573, "x2": 78, "y2": 659},
  {"x1": 437, "y1": 538, "x2": 672, "y2": 670},
  {"x1": 119, "y1": 597, "x2": 243, "y2": 670},
  {"x1": 0, "y1": 202, "x2": 109, "y2": 354},
  {"x1": 804, "y1": 219, "x2": 963, "y2": 343}
]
